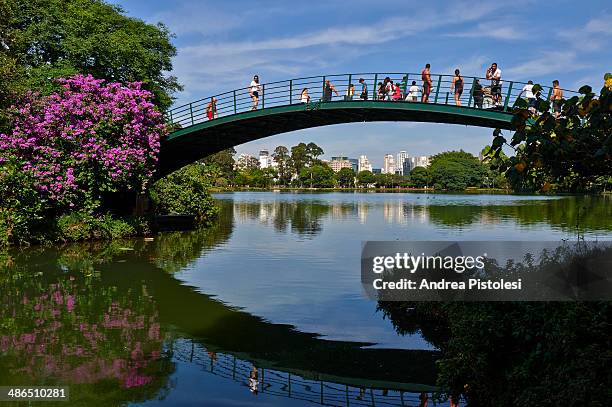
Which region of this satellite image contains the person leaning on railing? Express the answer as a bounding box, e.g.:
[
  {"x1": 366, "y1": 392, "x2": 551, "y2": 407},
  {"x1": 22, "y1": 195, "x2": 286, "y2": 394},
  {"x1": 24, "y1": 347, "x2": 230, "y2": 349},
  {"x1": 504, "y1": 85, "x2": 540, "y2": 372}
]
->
[
  {"x1": 300, "y1": 88, "x2": 310, "y2": 104},
  {"x1": 358, "y1": 78, "x2": 368, "y2": 100},
  {"x1": 472, "y1": 79, "x2": 484, "y2": 109}
]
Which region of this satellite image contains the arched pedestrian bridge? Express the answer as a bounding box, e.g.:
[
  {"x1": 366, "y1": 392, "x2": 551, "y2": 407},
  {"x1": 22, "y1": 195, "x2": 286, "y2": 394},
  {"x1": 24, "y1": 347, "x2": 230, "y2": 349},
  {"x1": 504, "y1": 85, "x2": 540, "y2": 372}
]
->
[{"x1": 160, "y1": 72, "x2": 577, "y2": 176}]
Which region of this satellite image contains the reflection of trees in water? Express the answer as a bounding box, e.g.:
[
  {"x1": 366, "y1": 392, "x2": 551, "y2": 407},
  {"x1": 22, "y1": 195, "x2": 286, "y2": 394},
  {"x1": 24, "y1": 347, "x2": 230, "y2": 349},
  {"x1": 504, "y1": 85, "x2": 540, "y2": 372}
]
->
[
  {"x1": 424, "y1": 196, "x2": 612, "y2": 231},
  {"x1": 232, "y1": 200, "x2": 360, "y2": 237},
  {"x1": 377, "y1": 243, "x2": 612, "y2": 406},
  {"x1": 0, "y1": 256, "x2": 175, "y2": 405},
  {"x1": 150, "y1": 200, "x2": 234, "y2": 273}
]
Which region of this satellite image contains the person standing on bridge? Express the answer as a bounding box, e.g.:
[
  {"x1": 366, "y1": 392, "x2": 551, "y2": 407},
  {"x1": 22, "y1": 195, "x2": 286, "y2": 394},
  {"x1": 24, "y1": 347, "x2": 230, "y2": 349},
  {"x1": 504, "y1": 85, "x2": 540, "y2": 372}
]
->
[
  {"x1": 205, "y1": 97, "x2": 217, "y2": 120},
  {"x1": 518, "y1": 80, "x2": 537, "y2": 112},
  {"x1": 249, "y1": 75, "x2": 261, "y2": 110},
  {"x1": 358, "y1": 78, "x2": 368, "y2": 100},
  {"x1": 451, "y1": 69, "x2": 464, "y2": 106},
  {"x1": 406, "y1": 81, "x2": 420, "y2": 102},
  {"x1": 323, "y1": 79, "x2": 339, "y2": 102},
  {"x1": 472, "y1": 79, "x2": 484, "y2": 108},
  {"x1": 377, "y1": 81, "x2": 385, "y2": 100},
  {"x1": 300, "y1": 88, "x2": 310, "y2": 104},
  {"x1": 421, "y1": 64, "x2": 433, "y2": 102},
  {"x1": 486, "y1": 63, "x2": 502, "y2": 107},
  {"x1": 550, "y1": 80, "x2": 564, "y2": 118}
]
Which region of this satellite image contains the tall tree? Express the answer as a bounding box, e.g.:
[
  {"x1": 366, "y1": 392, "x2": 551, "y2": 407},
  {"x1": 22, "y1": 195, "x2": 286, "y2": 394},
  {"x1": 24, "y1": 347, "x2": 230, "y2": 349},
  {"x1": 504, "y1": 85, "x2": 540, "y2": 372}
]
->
[
  {"x1": 335, "y1": 168, "x2": 355, "y2": 188},
  {"x1": 272, "y1": 145, "x2": 291, "y2": 185},
  {"x1": 7, "y1": 0, "x2": 181, "y2": 109},
  {"x1": 202, "y1": 148, "x2": 236, "y2": 180},
  {"x1": 306, "y1": 142, "x2": 324, "y2": 163},
  {"x1": 429, "y1": 151, "x2": 486, "y2": 190},
  {"x1": 356, "y1": 170, "x2": 376, "y2": 187},
  {"x1": 291, "y1": 143, "x2": 309, "y2": 176}
]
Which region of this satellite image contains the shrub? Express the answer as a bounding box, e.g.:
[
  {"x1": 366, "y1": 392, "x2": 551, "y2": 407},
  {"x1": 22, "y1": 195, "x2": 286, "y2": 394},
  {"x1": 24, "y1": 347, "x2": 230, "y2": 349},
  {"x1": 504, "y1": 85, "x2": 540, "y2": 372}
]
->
[{"x1": 150, "y1": 164, "x2": 219, "y2": 225}]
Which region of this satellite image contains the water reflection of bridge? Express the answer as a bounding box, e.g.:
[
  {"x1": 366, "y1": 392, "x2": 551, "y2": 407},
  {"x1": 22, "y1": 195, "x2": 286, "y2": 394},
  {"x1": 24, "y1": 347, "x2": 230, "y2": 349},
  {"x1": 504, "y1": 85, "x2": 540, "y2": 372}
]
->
[{"x1": 172, "y1": 339, "x2": 436, "y2": 407}]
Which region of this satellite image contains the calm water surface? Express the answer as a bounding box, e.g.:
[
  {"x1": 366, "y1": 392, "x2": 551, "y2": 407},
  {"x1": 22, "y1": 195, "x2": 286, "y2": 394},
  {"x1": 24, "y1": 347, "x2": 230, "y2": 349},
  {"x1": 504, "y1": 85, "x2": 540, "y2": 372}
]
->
[{"x1": 1, "y1": 192, "x2": 610, "y2": 406}]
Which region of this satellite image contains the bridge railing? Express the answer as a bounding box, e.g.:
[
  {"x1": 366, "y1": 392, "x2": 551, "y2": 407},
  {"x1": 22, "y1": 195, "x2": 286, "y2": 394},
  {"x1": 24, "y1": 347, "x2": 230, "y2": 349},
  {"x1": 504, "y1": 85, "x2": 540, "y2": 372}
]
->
[
  {"x1": 165, "y1": 72, "x2": 580, "y2": 129},
  {"x1": 171, "y1": 338, "x2": 447, "y2": 406}
]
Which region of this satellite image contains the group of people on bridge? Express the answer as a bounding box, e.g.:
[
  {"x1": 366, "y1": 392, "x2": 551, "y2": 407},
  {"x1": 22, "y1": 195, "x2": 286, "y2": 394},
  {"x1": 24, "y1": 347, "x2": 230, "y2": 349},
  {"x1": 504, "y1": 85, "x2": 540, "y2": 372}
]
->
[{"x1": 204, "y1": 63, "x2": 564, "y2": 120}]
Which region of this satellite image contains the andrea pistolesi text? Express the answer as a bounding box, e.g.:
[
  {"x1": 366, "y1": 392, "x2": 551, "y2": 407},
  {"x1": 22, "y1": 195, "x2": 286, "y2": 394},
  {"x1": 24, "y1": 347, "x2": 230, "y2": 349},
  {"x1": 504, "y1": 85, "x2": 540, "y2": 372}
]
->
[{"x1": 371, "y1": 253, "x2": 522, "y2": 291}]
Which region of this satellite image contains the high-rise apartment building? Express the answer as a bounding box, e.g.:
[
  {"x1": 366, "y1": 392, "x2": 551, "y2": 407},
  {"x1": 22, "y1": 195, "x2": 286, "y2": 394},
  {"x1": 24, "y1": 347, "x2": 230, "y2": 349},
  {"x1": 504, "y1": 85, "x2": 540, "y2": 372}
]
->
[
  {"x1": 358, "y1": 155, "x2": 372, "y2": 173},
  {"x1": 396, "y1": 151, "x2": 409, "y2": 175},
  {"x1": 383, "y1": 154, "x2": 395, "y2": 174},
  {"x1": 330, "y1": 157, "x2": 352, "y2": 172}
]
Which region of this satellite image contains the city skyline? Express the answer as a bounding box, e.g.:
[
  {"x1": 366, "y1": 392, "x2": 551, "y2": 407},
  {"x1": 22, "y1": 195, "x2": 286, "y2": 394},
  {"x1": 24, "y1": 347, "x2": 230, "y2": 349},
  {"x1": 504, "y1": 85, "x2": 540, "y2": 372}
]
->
[{"x1": 243, "y1": 147, "x2": 435, "y2": 172}]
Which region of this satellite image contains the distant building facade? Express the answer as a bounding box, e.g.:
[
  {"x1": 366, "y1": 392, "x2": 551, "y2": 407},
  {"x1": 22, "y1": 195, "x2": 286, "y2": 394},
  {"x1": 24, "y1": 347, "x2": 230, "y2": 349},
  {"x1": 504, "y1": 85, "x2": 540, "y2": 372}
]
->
[
  {"x1": 396, "y1": 151, "x2": 409, "y2": 175},
  {"x1": 358, "y1": 155, "x2": 372, "y2": 173},
  {"x1": 383, "y1": 154, "x2": 395, "y2": 174},
  {"x1": 330, "y1": 156, "x2": 352, "y2": 172}
]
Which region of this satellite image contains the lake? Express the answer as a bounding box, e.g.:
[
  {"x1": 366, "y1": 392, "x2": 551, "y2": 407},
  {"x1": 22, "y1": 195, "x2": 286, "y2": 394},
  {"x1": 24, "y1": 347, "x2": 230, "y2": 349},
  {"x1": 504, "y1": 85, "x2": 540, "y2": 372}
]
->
[{"x1": 1, "y1": 192, "x2": 610, "y2": 406}]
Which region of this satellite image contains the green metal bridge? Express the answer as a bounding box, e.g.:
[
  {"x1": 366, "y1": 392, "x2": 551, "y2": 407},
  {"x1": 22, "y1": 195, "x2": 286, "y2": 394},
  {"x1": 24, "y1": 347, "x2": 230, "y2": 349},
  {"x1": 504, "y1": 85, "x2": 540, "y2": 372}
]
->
[{"x1": 160, "y1": 72, "x2": 577, "y2": 176}]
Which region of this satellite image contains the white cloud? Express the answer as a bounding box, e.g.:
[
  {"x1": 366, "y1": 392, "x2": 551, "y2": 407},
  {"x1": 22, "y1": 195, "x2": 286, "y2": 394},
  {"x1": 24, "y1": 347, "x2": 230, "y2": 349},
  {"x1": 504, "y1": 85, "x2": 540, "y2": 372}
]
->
[
  {"x1": 505, "y1": 51, "x2": 586, "y2": 78},
  {"x1": 446, "y1": 23, "x2": 528, "y2": 40}
]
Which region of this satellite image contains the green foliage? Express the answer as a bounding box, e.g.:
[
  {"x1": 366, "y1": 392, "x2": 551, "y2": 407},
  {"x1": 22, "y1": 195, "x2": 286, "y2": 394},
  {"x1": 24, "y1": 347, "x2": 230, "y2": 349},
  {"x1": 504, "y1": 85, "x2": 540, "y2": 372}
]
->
[
  {"x1": 408, "y1": 167, "x2": 431, "y2": 188},
  {"x1": 272, "y1": 146, "x2": 292, "y2": 185},
  {"x1": 150, "y1": 164, "x2": 219, "y2": 225},
  {"x1": 5, "y1": 0, "x2": 181, "y2": 109},
  {"x1": 234, "y1": 167, "x2": 278, "y2": 188},
  {"x1": 299, "y1": 164, "x2": 335, "y2": 188},
  {"x1": 291, "y1": 142, "x2": 324, "y2": 178},
  {"x1": 56, "y1": 212, "x2": 152, "y2": 241},
  {"x1": 0, "y1": 156, "x2": 53, "y2": 245},
  {"x1": 335, "y1": 167, "x2": 355, "y2": 187},
  {"x1": 201, "y1": 148, "x2": 236, "y2": 184},
  {"x1": 429, "y1": 151, "x2": 487, "y2": 190},
  {"x1": 356, "y1": 170, "x2": 376, "y2": 186},
  {"x1": 374, "y1": 173, "x2": 402, "y2": 188},
  {"x1": 485, "y1": 75, "x2": 612, "y2": 192}
]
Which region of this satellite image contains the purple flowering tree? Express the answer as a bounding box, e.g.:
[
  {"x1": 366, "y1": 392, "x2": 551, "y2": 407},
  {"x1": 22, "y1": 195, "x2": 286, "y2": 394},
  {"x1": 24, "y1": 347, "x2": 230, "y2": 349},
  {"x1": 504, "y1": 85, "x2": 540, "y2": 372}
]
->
[{"x1": 0, "y1": 74, "x2": 166, "y2": 211}]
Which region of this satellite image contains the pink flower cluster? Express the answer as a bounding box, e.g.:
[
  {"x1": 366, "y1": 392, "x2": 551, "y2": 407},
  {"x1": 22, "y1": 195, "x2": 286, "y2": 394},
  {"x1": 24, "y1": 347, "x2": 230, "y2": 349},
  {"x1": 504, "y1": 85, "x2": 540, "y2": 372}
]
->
[{"x1": 0, "y1": 74, "x2": 167, "y2": 209}]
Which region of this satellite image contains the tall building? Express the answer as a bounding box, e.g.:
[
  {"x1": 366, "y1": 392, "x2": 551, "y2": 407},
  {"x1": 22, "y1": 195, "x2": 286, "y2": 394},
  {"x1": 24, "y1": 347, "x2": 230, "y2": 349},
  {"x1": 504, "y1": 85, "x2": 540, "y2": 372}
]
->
[
  {"x1": 415, "y1": 156, "x2": 430, "y2": 168},
  {"x1": 259, "y1": 150, "x2": 271, "y2": 168},
  {"x1": 396, "y1": 151, "x2": 409, "y2": 175},
  {"x1": 410, "y1": 156, "x2": 430, "y2": 169},
  {"x1": 358, "y1": 155, "x2": 372, "y2": 173},
  {"x1": 348, "y1": 158, "x2": 359, "y2": 173},
  {"x1": 383, "y1": 154, "x2": 395, "y2": 174},
  {"x1": 329, "y1": 156, "x2": 352, "y2": 172},
  {"x1": 403, "y1": 159, "x2": 412, "y2": 175}
]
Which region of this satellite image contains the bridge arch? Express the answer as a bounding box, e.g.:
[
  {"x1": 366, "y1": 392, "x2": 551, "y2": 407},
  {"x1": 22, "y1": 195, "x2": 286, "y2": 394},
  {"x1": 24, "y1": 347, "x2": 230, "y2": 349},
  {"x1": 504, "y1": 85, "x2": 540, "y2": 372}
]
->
[{"x1": 159, "y1": 72, "x2": 578, "y2": 176}]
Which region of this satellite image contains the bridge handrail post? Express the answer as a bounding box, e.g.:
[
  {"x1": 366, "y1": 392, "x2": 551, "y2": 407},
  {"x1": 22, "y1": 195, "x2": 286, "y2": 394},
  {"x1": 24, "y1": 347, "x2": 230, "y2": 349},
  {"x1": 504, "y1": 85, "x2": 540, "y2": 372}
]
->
[
  {"x1": 289, "y1": 79, "x2": 293, "y2": 104},
  {"x1": 321, "y1": 76, "x2": 326, "y2": 102},
  {"x1": 189, "y1": 103, "x2": 194, "y2": 125},
  {"x1": 168, "y1": 110, "x2": 173, "y2": 124},
  {"x1": 262, "y1": 84, "x2": 265, "y2": 109},
  {"x1": 348, "y1": 73, "x2": 352, "y2": 99},
  {"x1": 434, "y1": 75, "x2": 442, "y2": 103},
  {"x1": 233, "y1": 90, "x2": 237, "y2": 114},
  {"x1": 445, "y1": 92, "x2": 449, "y2": 104},
  {"x1": 373, "y1": 74, "x2": 378, "y2": 100},
  {"x1": 503, "y1": 81, "x2": 514, "y2": 111},
  {"x1": 467, "y1": 78, "x2": 476, "y2": 107}
]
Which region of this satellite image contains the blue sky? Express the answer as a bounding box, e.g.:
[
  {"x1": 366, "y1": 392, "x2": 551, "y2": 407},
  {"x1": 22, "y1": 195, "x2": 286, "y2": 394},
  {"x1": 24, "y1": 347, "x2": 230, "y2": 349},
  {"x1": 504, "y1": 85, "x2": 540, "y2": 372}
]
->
[{"x1": 113, "y1": 0, "x2": 611, "y2": 167}]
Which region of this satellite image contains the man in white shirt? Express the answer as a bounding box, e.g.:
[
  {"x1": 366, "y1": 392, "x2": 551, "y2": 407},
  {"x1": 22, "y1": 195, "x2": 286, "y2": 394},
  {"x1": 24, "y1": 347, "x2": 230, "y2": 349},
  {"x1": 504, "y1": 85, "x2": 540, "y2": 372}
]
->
[
  {"x1": 406, "y1": 81, "x2": 420, "y2": 102},
  {"x1": 249, "y1": 75, "x2": 261, "y2": 110},
  {"x1": 486, "y1": 63, "x2": 502, "y2": 106},
  {"x1": 518, "y1": 80, "x2": 537, "y2": 111}
]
